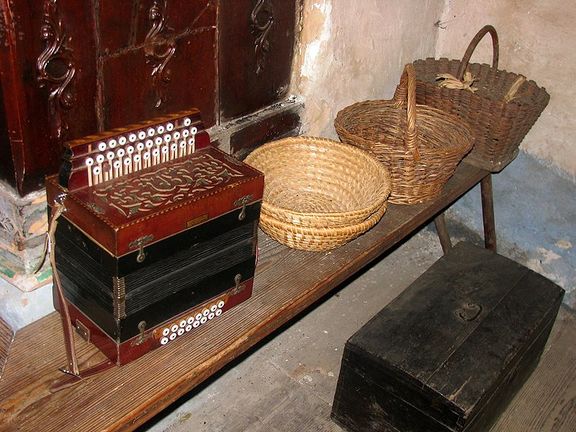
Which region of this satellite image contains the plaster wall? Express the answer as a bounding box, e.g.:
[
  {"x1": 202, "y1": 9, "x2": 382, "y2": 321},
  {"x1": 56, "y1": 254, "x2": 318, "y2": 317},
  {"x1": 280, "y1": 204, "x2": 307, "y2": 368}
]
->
[
  {"x1": 435, "y1": 0, "x2": 576, "y2": 179},
  {"x1": 293, "y1": 0, "x2": 445, "y2": 137}
]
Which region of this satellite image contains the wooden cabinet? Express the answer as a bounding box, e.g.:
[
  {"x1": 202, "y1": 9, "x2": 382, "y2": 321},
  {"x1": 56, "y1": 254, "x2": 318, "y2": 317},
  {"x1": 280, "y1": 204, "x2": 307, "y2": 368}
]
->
[
  {"x1": 0, "y1": 0, "x2": 300, "y2": 196},
  {"x1": 219, "y1": 0, "x2": 297, "y2": 120}
]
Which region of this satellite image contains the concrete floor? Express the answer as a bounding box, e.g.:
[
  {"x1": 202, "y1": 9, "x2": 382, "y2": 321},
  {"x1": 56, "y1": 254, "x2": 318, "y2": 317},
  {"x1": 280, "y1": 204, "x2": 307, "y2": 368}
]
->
[
  {"x1": 138, "y1": 224, "x2": 576, "y2": 432},
  {"x1": 138, "y1": 226, "x2": 449, "y2": 432}
]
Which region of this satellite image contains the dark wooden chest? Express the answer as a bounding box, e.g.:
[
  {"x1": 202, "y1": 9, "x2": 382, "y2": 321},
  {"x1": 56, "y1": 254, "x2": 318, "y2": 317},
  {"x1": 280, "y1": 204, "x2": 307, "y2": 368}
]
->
[{"x1": 332, "y1": 242, "x2": 565, "y2": 432}]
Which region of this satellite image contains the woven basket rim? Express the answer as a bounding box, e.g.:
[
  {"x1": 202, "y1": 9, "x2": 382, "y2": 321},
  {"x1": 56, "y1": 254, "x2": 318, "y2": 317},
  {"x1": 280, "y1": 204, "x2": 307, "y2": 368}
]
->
[
  {"x1": 260, "y1": 202, "x2": 386, "y2": 235},
  {"x1": 244, "y1": 136, "x2": 392, "y2": 219}
]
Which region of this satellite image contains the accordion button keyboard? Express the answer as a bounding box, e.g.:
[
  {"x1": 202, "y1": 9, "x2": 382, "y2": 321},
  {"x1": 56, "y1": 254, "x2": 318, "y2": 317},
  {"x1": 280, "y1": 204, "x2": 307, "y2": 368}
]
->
[{"x1": 157, "y1": 299, "x2": 226, "y2": 346}]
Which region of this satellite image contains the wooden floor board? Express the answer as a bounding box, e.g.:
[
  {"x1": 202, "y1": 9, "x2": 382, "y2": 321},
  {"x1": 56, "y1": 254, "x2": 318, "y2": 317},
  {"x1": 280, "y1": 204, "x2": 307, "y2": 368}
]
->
[
  {"x1": 0, "y1": 318, "x2": 14, "y2": 379},
  {"x1": 491, "y1": 306, "x2": 576, "y2": 432}
]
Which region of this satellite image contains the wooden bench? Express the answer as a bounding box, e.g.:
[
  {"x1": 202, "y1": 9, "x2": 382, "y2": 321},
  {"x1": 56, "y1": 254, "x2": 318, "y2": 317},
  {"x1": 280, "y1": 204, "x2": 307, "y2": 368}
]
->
[{"x1": 0, "y1": 164, "x2": 494, "y2": 432}]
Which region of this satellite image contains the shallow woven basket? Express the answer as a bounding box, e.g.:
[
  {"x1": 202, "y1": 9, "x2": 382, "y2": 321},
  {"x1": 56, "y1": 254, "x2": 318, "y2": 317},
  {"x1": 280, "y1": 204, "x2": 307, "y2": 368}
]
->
[
  {"x1": 259, "y1": 202, "x2": 387, "y2": 252},
  {"x1": 243, "y1": 136, "x2": 391, "y2": 251},
  {"x1": 335, "y1": 64, "x2": 474, "y2": 205},
  {"x1": 244, "y1": 137, "x2": 391, "y2": 229},
  {"x1": 413, "y1": 25, "x2": 550, "y2": 172}
]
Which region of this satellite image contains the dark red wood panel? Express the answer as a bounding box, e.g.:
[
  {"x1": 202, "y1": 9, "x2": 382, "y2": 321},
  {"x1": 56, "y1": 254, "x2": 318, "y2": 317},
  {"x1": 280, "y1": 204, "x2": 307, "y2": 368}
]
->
[
  {"x1": 219, "y1": 0, "x2": 298, "y2": 119},
  {"x1": 230, "y1": 107, "x2": 300, "y2": 157},
  {"x1": 101, "y1": 1, "x2": 217, "y2": 128},
  {"x1": 0, "y1": 0, "x2": 99, "y2": 194}
]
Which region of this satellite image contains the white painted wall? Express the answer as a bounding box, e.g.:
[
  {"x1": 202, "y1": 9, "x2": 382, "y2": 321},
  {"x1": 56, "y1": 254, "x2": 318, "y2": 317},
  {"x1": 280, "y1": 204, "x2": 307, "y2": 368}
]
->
[
  {"x1": 434, "y1": 0, "x2": 576, "y2": 178},
  {"x1": 293, "y1": 0, "x2": 445, "y2": 138}
]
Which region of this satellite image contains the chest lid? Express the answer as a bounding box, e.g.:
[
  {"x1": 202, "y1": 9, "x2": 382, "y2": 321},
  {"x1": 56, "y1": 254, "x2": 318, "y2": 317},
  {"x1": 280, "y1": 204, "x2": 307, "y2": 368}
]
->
[{"x1": 347, "y1": 242, "x2": 564, "y2": 429}]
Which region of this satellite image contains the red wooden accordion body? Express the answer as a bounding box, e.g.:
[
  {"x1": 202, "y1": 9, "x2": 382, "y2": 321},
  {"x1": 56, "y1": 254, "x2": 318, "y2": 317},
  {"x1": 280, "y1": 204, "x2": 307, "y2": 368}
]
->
[{"x1": 45, "y1": 109, "x2": 264, "y2": 366}]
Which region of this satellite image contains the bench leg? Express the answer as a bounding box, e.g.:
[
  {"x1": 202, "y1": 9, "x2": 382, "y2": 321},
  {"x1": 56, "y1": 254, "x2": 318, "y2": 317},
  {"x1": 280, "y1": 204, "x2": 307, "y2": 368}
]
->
[
  {"x1": 481, "y1": 175, "x2": 497, "y2": 252},
  {"x1": 434, "y1": 213, "x2": 452, "y2": 254}
]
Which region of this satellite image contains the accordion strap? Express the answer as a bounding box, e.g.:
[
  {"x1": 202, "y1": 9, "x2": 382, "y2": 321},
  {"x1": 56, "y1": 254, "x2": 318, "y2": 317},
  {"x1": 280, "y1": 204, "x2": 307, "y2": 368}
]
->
[{"x1": 47, "y1": 194, "x2": 81, "y2": 377}]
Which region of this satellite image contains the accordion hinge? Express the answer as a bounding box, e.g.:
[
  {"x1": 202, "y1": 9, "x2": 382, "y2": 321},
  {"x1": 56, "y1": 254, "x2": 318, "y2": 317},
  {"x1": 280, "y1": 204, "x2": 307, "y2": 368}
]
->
[{"x1": 113, "y1": 276, "x2": 127, "y2": 320}]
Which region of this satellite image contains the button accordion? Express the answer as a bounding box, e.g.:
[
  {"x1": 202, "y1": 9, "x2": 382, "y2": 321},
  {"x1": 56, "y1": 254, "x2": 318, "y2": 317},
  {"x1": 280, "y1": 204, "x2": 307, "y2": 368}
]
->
[{"x1": 45, "y1": 109, "x2": 264, "y2": 368}]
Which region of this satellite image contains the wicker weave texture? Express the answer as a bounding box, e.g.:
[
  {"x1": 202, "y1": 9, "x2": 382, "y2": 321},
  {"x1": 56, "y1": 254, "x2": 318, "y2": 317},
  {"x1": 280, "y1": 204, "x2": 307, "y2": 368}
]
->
[
  {"x1": 335, "y1": 64, "x2": 473, "y2": 205},
  {"x1": 244, "y1": 136, "x2": 391, "y2": 251},
  {"x1": 413, "y1": 25, "x2": 550, "y2": 172}
]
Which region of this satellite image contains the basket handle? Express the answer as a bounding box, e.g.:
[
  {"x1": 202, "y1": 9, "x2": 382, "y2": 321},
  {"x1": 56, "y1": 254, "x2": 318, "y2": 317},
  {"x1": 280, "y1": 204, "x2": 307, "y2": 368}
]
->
[
  {"x1": 393, "y1": 64, "x2": 420, "y2": 161},
  {"x1": 457, "y1": 25, "x2": 499, "y2": 80}
]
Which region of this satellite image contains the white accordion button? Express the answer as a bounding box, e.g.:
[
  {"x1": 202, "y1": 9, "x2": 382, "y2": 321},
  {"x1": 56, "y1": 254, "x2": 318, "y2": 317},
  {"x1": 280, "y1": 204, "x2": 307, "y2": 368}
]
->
[
  {"x1": 98, "y1": 142, "x2": 107, "y2": 151},
  {"x1": 217, "y1": 300, "x2": 225, "y2": 309},
  {"x1": 191, "y1": 126, "x2": 198, "y2": 135},
  {"x1": 156, "y1": 125, "x2": 165, "y2": 134},
  {"x1": 166, "y1": 122, "x2": 174, "y2": 131},
  {"x1": 118, "y1": 136, "x2": 127, "y2": 145},
  {"x1": 128, "y1": 133, "x2": 137, "y2": 142},
  {"x1": 185, "y1": 324, "x2": 192, "y2": 332},
  {"x1": 173, "y1": 131, "x2": 181, "y2": 140},
  {"x1": 96, "y1": 154, "x2": 105, "y2": 164},
  {"x1": 208, "y1": 313, "x2": 215, "y2": 320},
  {"x1": 215, "y1": 309, "x2": 223, "y2": 317},
  {"x1": 195, "y1": 313, "x2": 203, "y2": 321},
  {"x1": 183, "y1": 117, "x2": 192, "y2": 126},
  {"x1": 193, "y1": 321, "x2": 201, "y2": 328},
  {"x1": 180, "y1": 319, "x2": 187, "y2": 328},
  {"x1": 138, "y1": 130, "x2": 147, "y2": 140},
  {"x1": 108, "y1": 139, "x2": 117, "y2": 148},
  {"x1": 117, "y1": 148, "x2": 125, "y2": 157},
  {"x1": 160, "y1": 337, "x2": 169, "y2": 345},
  {"x1": 182, "y1": 129, "x2": 190, "y2": 138},
  {"x1": 202, "y1": 309, "x2": 210, "y2": 317},
  {"x1": 200, "y1": 316, "x2": 208, "y2": 324},
  {"x1": 147, "y1": 127, "x2": 155, "y2": 137},
  {"x1": 177, "y1": 328, "x2": 185, "y2": 336},
  {"x1": 162, "y1": 327, "x2": 170, "y2": 337},
  {"x1": 169, "y1": 333, "x2": 177, "y2": 341},
  {"x1": 187, "y1": 316, "x2": 195, "y2": 325},
  {"x1": 210, "y1": 304, "x2": 217, "y2": 312},
  {"x1": 85, "y1": 157, "x2": 94, "y2": 167},
  {"x1": 126, "y1": 146, "x2": 134, "y2": 155},
  {"x1": 171, "y1": 324, "x2": 179, "y2": 333},
  {"x1": 154, "y1": 136, "x2": 163, "y2": 146}
]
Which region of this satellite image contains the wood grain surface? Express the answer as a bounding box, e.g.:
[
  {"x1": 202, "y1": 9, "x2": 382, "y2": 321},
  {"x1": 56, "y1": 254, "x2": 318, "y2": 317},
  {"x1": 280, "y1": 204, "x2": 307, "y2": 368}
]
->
[
  {"x1": 491, "y1": 307, "x2": 576, "y2": 432},
  {"x1": 0, "y1": 318, "x2": 13, "y2": 379},
  {"x1": 0, "y1": 164, "x2": 488, "y2": 432}
]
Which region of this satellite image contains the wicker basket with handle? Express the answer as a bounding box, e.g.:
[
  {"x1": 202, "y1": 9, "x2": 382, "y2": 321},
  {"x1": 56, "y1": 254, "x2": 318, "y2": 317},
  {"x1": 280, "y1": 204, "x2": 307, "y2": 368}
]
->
[
  {"x1": 413, "y1": 25, "x2": 550, "y2": 172},
  {"x1": 335, "y1": 64, "x2": 473, "y2": 205}
]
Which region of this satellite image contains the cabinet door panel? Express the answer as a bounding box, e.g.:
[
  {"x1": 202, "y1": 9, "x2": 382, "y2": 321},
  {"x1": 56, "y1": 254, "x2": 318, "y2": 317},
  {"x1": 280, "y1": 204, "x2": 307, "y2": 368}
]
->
[
  {"x1": 0, "y1": 0, "x2": 98, "y2": 193},
  {"x1": 219, "y1": 0, "x2": 298, "y2": 119},
  {"x1": 98, "y1": 0, "x2": 215, "y2": 54},
  {"x1": 101, "y1": 0, "x2": 217, "y2": 129}
]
